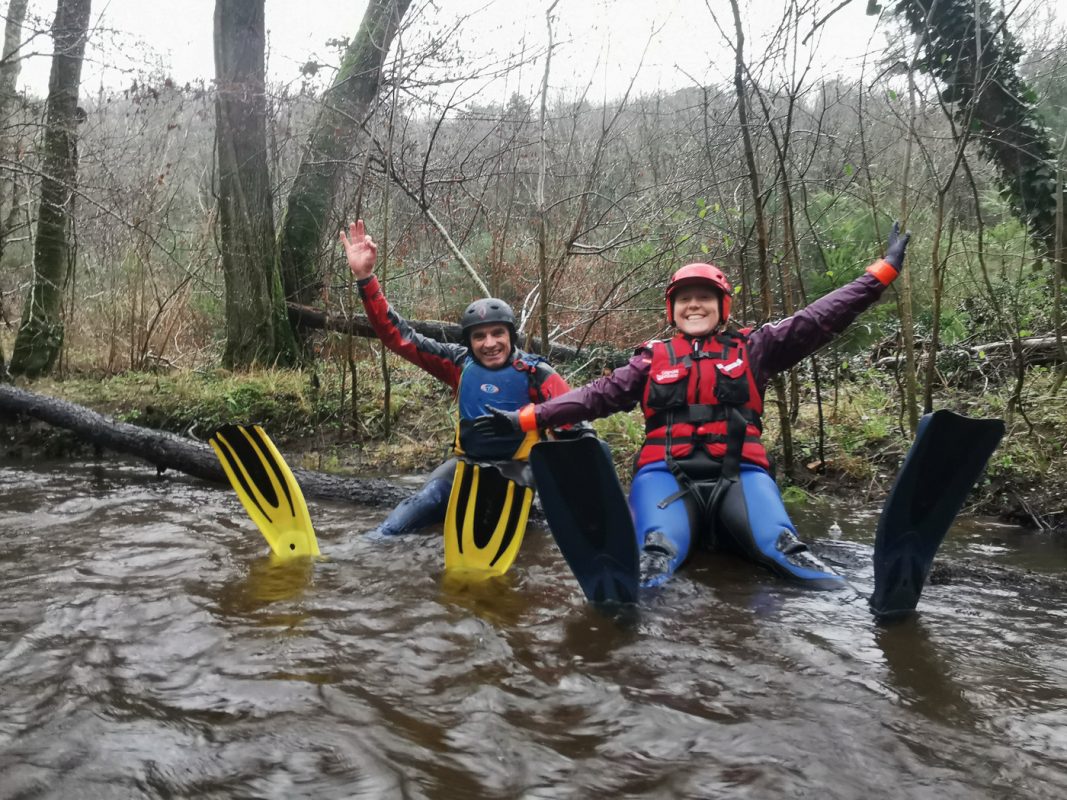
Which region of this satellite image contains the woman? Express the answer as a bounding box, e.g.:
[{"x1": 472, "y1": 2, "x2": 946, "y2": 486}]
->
[{"x1": 474, "y1": 224, "x2": 910, "y2": 587}]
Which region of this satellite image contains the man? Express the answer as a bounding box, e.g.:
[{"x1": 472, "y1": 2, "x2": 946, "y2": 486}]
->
[{"x1": 339, "y1": 219, "x2": 575, "y2": 537}]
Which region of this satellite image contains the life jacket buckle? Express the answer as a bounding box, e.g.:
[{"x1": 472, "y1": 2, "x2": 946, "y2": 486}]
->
[{"x1": 686, "y1": 404, "x2": 713, "y2": 425}]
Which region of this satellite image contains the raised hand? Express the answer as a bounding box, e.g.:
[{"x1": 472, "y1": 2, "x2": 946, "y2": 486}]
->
[
  {"x1": 885, "y1": 221, "x2": 911, "y2": 271},
  {"x1": 339, "y1": 219, "x2": 377, "y2": 280}
]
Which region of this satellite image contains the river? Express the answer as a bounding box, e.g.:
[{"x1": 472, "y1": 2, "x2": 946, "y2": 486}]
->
[{"x1": 1, "y1": 458, "x2": 1065, "y2": 799}]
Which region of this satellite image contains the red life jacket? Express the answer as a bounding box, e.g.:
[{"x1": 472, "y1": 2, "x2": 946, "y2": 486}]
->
[{"x1": 637, "y1": 332, "x2": 769, "y2": 470}]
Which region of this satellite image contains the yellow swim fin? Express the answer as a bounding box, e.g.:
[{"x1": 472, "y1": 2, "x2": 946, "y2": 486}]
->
[
  {"x1": 444, "y1": 459, "x2": 533, "y2": 576},
  {"x1": 209, "y1": 424, "x2": 320, "y2": 559}
]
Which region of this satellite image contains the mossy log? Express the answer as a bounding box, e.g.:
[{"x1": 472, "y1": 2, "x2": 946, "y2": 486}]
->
[
  {"x1": 287, "y1": 302, "x2": 631, "y2": 369},
  {"x1": 0, "y1": 384, "x2": 411, "y2": 508}
]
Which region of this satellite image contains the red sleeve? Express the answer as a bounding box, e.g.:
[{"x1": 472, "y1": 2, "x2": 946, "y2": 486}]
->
[
  {"x1": 359, "y1": 275, "x2": 464, "y2": 390},
  {"x1": 529, "y1": 361, "x2": 571, "y2": 402}
]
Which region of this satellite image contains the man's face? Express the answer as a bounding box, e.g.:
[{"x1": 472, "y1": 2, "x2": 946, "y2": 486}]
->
[{"x1": 468, "y1": 323, "x2": 512, "y2": 368}]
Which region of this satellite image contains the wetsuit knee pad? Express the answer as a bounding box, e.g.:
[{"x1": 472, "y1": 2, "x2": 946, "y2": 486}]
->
[
  {"x1": 718, "y1": 465, "x2": 845, "y2": 588},
  {"x1": 629, "y1": 462, "x2": 695, "y2": 573}
]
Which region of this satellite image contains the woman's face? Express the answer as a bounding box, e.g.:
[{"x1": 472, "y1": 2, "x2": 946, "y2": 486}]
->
[{"x1": 673, "y1": 286, "x2": 722, "y2": 337}]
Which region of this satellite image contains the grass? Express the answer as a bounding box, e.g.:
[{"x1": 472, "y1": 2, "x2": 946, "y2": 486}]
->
[
  {"x1": 21, "y1": 358, "x2": 456, "y2": 475},
  {"x1": 6, "y1": 351, "x2": 1066, "y2": 529}
]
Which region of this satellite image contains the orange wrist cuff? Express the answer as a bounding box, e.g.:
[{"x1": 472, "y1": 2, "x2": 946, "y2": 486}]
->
[
  {"x1": 866, "y1": 258, "x2": 898, "y2": 286},
  {"x1": 518, "y1": 404, "x2": 539, "y2": 432}
]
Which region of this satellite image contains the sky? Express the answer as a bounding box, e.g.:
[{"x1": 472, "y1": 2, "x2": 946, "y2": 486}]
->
[{"x1": 6, "y1": 0, "x2": 904, "y2": 103}]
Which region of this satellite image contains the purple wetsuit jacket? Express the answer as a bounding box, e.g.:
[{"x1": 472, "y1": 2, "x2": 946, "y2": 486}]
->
[{"x1": 529, "y1": 272, "x2": 890, "y2": 429}]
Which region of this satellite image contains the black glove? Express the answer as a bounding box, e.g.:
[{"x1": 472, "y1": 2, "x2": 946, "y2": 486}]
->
[
  {"x1": 885, "y1": 221, "x2": 911, "y2": 271},
  {"x1": 550, "y1": 421, "x2": 597, "y2": 440},
  {"x1": 471, "y1": 406, "x2": 522, "y2": 438}
]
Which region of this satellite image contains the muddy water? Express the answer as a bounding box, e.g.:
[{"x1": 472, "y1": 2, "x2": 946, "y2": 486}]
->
[{"x1": 1, "y1": 459, "x2": 1065, "y2": 799}]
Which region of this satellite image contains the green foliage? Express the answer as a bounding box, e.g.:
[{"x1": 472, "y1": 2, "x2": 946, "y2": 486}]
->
[
  {"x1": 778, "y1": 371, "x2": 900, "y2": 485},
  {"x1": 619, "y1": 239, "x2": 661, "y2": 268},
  {"x1": 799, "y1": 191, "x2": 886, "y2": 291},
  {"x1": 891, "y1": 0, "x2": 1063, "y2": 256},
  {"x1": 592, "y1": 408, "x2": 646, "y2": 482},
  {"x1": 464, "y1": 230, "x2": 496, "y2": 268},
  {"x1": 948, "y1": 217, "x2": 1055, "y2": 341},
  {"x1": 190, "y1": 289, "x2": 223, "y2": 320},
  {"x1": 780, "y1": 484, "x2": 813, "y2": 505},
  {"x1": 794, "y1": 191, "x2": 906, "y2": 353}
]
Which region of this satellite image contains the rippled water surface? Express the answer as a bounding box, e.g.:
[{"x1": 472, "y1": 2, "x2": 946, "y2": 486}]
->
[{"x1": 1, "y1": 458, "x2": 1066, "y2": 799}]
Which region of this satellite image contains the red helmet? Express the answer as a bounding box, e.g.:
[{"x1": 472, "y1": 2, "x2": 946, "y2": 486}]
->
[{"x1": 665, "y1": 263, "x2": 732, "y2": 326}]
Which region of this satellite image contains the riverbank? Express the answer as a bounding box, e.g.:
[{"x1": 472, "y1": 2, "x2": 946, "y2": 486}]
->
[{"x1": 1, "y1": 363, "x2": 1063, "y2": 533}]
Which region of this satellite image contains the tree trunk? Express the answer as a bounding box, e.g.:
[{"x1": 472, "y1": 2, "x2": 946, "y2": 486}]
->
[
  {"x1": 535, "y1": 1, "x2": 559, "y2": 354},
  {"x1": 0, "y1": 0, "x2": 29, "y2": 270},
  {"x1": 276, "y1": 0, "x2": 411, "y2": 311},
  {"x1": 213, "y1": 0, "x2": 296, "y2": 368},
  {"x1": 9, "y1": 0, "x2": 91, "y2": 378},
  {"x1": 1053, "y1": 156, "x2": 1066, "y2": 395},
  {"x1": 896, "y1": 52, "x2": 920, "y2": 435},
  {"x1": 923, "y1": 194, "x2": 949, "y2": 413},
  {"x1": 728, "y1": 0, "x2": 792, "y2": 472}
]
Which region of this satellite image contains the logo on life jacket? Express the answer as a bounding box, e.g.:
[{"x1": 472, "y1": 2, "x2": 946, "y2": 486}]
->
[
  {"x1": 654, "y1": 367, "x2": 683, "y2": 382},
  {"x1": 717, "y1": 357, "x2": 745, "y2": 378},
  {"x1": 480, "y1": 383, "x2": 500, "y2": 394}
]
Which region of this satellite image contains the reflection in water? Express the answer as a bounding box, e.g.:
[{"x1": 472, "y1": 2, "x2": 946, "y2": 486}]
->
[
  {"x1": 216, "y1": 555, "x2": 318, "y2": 614},
  {"x1": 1, "y1": 459, "x2": 1066, "y2": 799},
  {"x1": 875, "y1": 617, "x2": 976, "y2": 727},
  {"x1": 439, "y1": 570, "x2": 524, "y2": 627}
]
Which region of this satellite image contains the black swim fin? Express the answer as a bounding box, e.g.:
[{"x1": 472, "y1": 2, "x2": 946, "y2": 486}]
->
[
  {"x1": 529, "y1": 437, "x2": 640, "y2": 604},
  {"x1": 870, "y1": 410, "x2": 1004, "y2": 620}
]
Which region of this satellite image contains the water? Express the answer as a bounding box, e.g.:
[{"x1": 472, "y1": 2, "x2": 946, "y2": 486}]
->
[{"x1": 1, "y1": 458, "x2": 1066, "y2": 799}]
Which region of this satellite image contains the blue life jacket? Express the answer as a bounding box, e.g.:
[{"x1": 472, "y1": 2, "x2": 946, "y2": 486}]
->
[{"x1": 456, "y1": 351, "x2": 542, "y2": 460}]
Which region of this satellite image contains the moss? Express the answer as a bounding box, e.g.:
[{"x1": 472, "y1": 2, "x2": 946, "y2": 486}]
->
[{"x1": 8, "y1": 354, "x2": 1067, "y2": 531}]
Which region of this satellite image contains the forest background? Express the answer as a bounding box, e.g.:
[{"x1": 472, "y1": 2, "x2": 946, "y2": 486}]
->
[{"x1": 0, "y1": 0, "x2": 1065, "y2": 533}]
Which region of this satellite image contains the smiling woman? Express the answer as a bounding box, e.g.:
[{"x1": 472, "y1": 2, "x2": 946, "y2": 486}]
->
[
  {"x1": 473, "y1": 227, "x2": 913, "y2": 590},
  {"x1": 671, "y1": 287, "x2": 721, "y2": 337},
  {"x1": 665, "y1": 262, "x2": 733, "y2": 338}
]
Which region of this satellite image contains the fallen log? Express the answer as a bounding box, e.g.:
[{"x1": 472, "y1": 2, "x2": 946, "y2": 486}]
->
[
  {"x1": 287, "y1": 302, "x2": 631, "y2": 369},
  {"x1": 874, "y1": 334, "x2": 1067, "y2": 369},
  {"x1": 968, "y1": 335, "x2": 1067, "y2": 365},
  {"x1": 0, "y1": 384, "x2": 411, "y2": 508}
]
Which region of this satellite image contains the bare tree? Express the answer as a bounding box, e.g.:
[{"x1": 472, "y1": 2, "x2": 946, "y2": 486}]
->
[
  {"x1": 276, "y1": 0, "x2": 412, "y2": 315},
  {"x1": 723, "y1": 0, "x2": 796, "y2": 471},
  {"x1": 0, "y1": 0, "x2": 30, "y2": 375},
  {"x1": 213, "y1": 0, "x2": 296, "y2": 368},
  {"x1": 0, "y1": 0, "x2": 29, "y2": 256},
  {"x1": 9, "y1": 0, "x2": 91, "y2": 378}
]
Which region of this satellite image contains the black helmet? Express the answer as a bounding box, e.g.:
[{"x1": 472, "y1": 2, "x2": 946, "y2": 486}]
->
[{"x1": 460, "y1": 298, "x2": 516, "y2": 342}]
